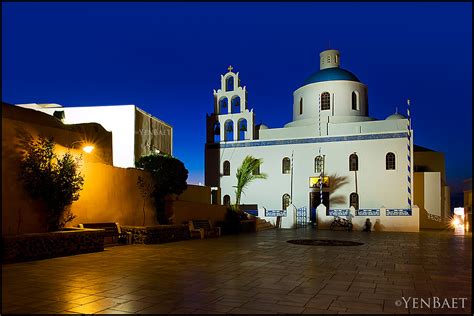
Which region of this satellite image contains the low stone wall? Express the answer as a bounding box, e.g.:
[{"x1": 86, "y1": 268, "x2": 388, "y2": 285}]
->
[
  {"x1": 2, "y1": 229, "x2": 104, "y2": 263},
  {"x1": 121, "y1": 225, "x2": 190, "y2": 244}
]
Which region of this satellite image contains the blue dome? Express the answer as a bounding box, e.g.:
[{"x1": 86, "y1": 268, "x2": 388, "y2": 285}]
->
[{"x1": 303, "y1": 67, "x2": 360, "y2": 85}]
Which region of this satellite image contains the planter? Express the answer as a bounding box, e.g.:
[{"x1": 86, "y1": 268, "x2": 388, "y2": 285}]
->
[
  {"x1": 2, "y1": 229, "x2": 105, "y2": 263},
  {"x1": 121, "y1": 225, "x2": 190, "y2": 244}
]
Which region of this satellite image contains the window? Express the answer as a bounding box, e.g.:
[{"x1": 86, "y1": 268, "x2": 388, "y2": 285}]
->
[
  {"x1": 213, "y1": 122, "x2": 220, "y2": 143},
  {"x1": 224, "y1": 120, "x2": 234, "y2": 141},
  {"x1": 349, "y1": 153, "x2": 358, "y2": 171},
  {"x1": 350, "y1": 192, "x2": 359, "y2": 210},
  {"x1": 327, "y1": 56, "x2": 331, "y2": 63},
  {"x1": 314, "y1": 155, "x2": 324, "y2": 173},
  {"x1": 223, "y1": 195, "x2": 231, "y2": 206},
  {"x1": 282, "y1": 157, "x2": 291, "y2": 174},
  {"x1": 282, "y1": 194, "x2": 291, "y2": 210},
  {"x1": 223, "y1": 160, "x2": 230, "y2": 176},
  {"x1": 386, "y1": 152, "x2": 396, "y2": 170},
  {"x1": 231, "y1": 96, "x2": 240, "y2": 113},
  {"x1": 226, "y1": 76, "x2": 234, "y2": 91},
  {"x1": 238, "y1": 119, "x2": 247, "y2": 140},
  {"x1": 352, "y1": 91, "x2": 359, "y2": 110},
  {"x1": 219, "y1": 97, "x2": 228, "y2": 114},
  {"x1": 299, "y1": 98, "x2": 303, "y2": 115},
  {"x1": 321, "y1": 92, "x2": 330, "y2": 110}
]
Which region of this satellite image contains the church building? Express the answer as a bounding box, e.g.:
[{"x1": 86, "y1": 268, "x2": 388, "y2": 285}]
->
[{"x1": 205, "y1": 49, "x2": 447, "y2": 232}]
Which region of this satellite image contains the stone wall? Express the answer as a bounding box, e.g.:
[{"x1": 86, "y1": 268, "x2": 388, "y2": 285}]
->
[
  {"x1": 2, "y1": 229, "x2": 104, "y2": 263},
  {"x1": 121, "y1": 225, "x2": 190, "y2": 244}
]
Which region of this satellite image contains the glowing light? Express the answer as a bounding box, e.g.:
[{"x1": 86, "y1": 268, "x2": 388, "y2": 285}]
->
[
  {"x1": 452, "y1": 218, "x2": 460, "y2": 227},
  {"x1": 82, "y1": 145, "x2": 94, "y2": 153}
]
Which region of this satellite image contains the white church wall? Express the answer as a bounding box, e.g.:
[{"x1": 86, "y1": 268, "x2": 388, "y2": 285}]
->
[
  {"x1": 328, "y1": 119, "x2": 409, "y2": 135},
  {"x1": 218, "y1": 133, "x2": 411, "y2": 223},
  {"x1": 259, "y1": 125, "x2": 317, "y2": 140},
  {"x1": 293, "y1": 81, "x2": 368, "y2": 122},
  {"x1": 317, "y1": 205, "x2": 420, "y2": 232}
]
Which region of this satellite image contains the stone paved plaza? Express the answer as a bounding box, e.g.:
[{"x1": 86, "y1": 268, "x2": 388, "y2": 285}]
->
[{"x1": 2, "y1": 229, "x2": 472, "y2": 314}]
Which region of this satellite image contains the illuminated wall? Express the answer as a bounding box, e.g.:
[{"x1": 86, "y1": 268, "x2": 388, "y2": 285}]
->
[
  {"x1": 16, "y1": 103, "x2": 173, "y2": 168},
  {"x1": 2, "y1": 103, "x2": 222, "y2": 235}
]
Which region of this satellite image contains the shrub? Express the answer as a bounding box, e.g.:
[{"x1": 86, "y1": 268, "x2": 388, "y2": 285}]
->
[
  {"x1": 19, "y1": 136, "x2": 84, "y2": 231},
  {"x1": 135, "y1": 154, "x2": 188, "y2": 224}
]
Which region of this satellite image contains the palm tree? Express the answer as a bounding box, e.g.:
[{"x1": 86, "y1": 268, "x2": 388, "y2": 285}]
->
[{"x1": 234, "y1": 156, "x2": 267, "y2": 209}]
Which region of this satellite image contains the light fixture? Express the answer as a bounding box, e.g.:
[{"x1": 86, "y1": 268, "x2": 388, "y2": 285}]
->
[{"x1": 82, "y1": 145, "x2": 94, "y2": 153}]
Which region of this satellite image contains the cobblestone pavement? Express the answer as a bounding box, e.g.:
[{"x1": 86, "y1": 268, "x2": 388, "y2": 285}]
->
[{"x1": 2, "y1": 229, "x2": 472, "y2": 314}]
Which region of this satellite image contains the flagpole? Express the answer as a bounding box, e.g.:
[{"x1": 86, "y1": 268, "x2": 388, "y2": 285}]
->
[
  {"x1": 406, "y1": 99, "x2": 413, "y2": 209},
  {"x1": 290, "y1": 150, "x2": 294, "y2": 205}
]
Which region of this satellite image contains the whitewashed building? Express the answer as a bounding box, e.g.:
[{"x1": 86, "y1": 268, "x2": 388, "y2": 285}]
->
[
  {"x1": 16, "y1": 103, "x2": 172, "y2": 168},
  {"x1": 205, "y1": 49, "x2": 427, "y2": 232}
]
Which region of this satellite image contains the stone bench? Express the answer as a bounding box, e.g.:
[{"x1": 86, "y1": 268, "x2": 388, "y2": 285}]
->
[
  {"x1": 78, "y1": 222, "x2": 130, "y2": 245},
  {"x1": 189, "y1": 219, "x2": 221, "y2": 239}
]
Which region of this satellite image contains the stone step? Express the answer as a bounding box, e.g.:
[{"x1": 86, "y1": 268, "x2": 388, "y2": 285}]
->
[{"x1": 256, "y1": 217, "x2": 275, "y2": 231}]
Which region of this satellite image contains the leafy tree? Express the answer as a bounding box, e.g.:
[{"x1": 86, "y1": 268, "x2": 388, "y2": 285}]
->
[
  {"x1": 135, "y1": 154, "x2": 188, "y2": 224},
  {"x1": 234, "y1": 156, "x2": 267, "y2": 209},
  {"x1": 19, "y1": 136, "x2": 84, "y2": 231}
]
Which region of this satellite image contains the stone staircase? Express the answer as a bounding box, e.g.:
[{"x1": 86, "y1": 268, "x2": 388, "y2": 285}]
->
[{"x1": 255, "y1": 217, "x2": 275, "y2": 231}]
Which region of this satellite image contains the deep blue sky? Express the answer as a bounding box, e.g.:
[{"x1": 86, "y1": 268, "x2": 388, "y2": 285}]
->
[{"x1": 2, "y1": 2, "x2": 472, "y2": 193}]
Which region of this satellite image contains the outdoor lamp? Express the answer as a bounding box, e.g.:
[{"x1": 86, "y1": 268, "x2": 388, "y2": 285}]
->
[
  {"x1": 82, "y1": 145, "x2": 94, "y2": 153},
  {"x1": 70, "y1": 141, "x2": 94, "y2": 154}
]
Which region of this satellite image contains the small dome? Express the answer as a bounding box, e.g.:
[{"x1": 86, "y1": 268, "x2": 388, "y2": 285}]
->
[
  {"x1": 303, "y1": 68, "x2": 360, "y2": 86},
  {"x1": 258, "y1": 124, "x2": 269, "y2": 130},
  {"x1": 386, "y1": 113, "x2": 406, "y2": 120}
]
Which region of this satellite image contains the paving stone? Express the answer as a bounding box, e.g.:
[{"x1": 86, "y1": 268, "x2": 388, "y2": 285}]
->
[{"x1": 1, "y1": 229, "x2": 471, "y2": 314}]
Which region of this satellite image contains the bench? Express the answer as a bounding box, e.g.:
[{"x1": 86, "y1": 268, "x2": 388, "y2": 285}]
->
[
  {"x1": 78, "y1": 222, "x2": 130, "y2": 245},
  {"x1": 188, "y1": 219, "x2": 221, "y2": 239}
]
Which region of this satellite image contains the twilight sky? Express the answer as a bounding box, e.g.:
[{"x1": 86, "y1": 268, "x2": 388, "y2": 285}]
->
[{"x1": 2, "y1": 2, "x2": 472, "y2": 193}]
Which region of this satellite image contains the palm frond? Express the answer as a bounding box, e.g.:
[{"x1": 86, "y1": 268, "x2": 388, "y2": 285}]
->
[{"x1": 234, "y1": 156, "x2": 267, "y2": 207}]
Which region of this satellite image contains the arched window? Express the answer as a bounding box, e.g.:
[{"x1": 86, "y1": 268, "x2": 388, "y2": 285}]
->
[
  {"x1": 299, "y1": 98, "x2": 303, "y2": 115},
  {"x1": 352, "y1": 91, "x2": 359, "y2": 110},
  {"x1": 226, "y1": 76, "x2": 234, "y2": 91},
  {"x1": 386, "y1": 152, "x2": 396, "y2": 170},
  {"x1": 238, "y1": 119, "x2": 247, "y2": 140},
  {"x1": 223, "y1": 195, "x2": 231, "y2": 206},
  {"x1": 349, "y1": 192, "x2": 359, "y2": 210},
  {"x1": 321, "y1": 92, "x2": 330, "y2": 110},
  {"x1": 314, "y1": 155, "x2": 324, "y2": 173},
  {"x1": 349, "y1": 153, "x2": 358, "y2": 171},
  {"x1": 282, "y1": 157, "x2": 291, "y2": 174},
  {"x1": 213, "y1": 122, "x2": 220, "y2": 143},
  {"x1": 231, "y1": 96, "x2": 240, "y2": 113},
  {"x1": 219, "y1": 97, "x2": 228, "y2": 114},
  {"x1": 224, "y1": 120, "x2": 234, "y2": 141},
  {"x1": 223, "y1": 160, "x2": 230, "y2": 176},
  {"x1": 282, "y1": 194, "x2": 291, "y2": 210}
]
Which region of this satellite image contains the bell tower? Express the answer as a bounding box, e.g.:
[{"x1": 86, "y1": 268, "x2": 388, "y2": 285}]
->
[{"x1": 206, "y1": 66, "x2": 254, "y2": 143}]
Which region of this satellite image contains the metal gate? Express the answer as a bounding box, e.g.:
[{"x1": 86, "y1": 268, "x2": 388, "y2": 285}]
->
[{"x1": 296, "y1": 207, "x2": 307, "y2": 228}]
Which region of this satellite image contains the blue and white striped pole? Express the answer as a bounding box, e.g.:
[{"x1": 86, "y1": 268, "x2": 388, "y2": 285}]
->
[
  {"x1": 406, "y1": 99, "x2": 412, "y2": 209},
  {"x1": 318, "y1": 94, "x2": 323, "y2": 207}
]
